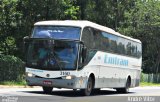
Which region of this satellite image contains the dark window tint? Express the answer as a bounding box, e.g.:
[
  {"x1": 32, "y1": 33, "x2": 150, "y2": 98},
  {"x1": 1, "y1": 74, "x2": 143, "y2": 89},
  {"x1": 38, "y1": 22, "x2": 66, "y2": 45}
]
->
[
  {"x1": 81, "y1": 27, "x2": 142, "y2": 58},
  {"x1": 93, "y1": 30, "x2": 103, "y2": 50},
  {"x1": 32, "y1": 26, "x2": 81, "y2": 40},
  {"x1": 26, "y1": 39, "x2": 78, "y2": 70},
  {"x1": 117, "y1": 37, "x2": 126, "y2": 55},
  {"x1": 81, "y1": 27, "x2": 94, "y2": 49},
  {"x1": 102, "y1": 32, "x2": 118, "y2": 53},
  {"x1": 137, "y1": 43, "x2": 142, "y2": 58},
  {"x1": 126, "y1": 41, "x2": 132, "y2": 56}
]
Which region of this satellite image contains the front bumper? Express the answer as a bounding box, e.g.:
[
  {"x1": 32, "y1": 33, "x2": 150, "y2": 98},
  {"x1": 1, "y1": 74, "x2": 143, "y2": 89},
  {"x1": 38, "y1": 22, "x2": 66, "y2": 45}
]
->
[{"x1": 26, "y1": 76, "x2": 87, "y2": 89}]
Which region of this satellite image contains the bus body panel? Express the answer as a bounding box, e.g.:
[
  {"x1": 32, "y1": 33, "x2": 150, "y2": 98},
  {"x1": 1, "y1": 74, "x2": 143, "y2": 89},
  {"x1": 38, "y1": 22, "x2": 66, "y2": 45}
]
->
[
  {"x1": 86, "y1": 51, "x2": 141, "y2": 88},
  {"x1": 25, "y1": 20, "x2": 142, "y2": 91},
  {"x1": 26, "y1": 68, "x2": 88, "y2": 89},
  {"x1": 26, "y1": 50, "x2": 141, "y2": 89}
]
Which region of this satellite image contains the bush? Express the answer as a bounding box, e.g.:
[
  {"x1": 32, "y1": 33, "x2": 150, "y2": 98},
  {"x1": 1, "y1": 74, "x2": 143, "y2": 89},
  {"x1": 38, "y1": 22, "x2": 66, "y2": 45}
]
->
[{"x1": 0, "y1": 54, "x2": 25, "y2": 82}]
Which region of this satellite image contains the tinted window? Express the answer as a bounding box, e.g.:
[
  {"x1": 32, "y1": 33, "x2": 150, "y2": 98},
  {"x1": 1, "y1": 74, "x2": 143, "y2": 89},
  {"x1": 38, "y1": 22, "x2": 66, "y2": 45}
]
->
[
  {"x1": 32, "y1": 26, "x2": 81, "y2": 40},
  {"x1": 126, "y1": 41, "x2": 132, "y2": 56},
  {"x1": 117, "y1": 37, "x2": 126, "y2": 55},
  {"x1": 102, "y1": 32, "x2": 118, "y2": 53},
  {"x1": 131, "y1": 42, "x2": 137, "y2": 57},
  {"x1": 26, "y1": 39, "x2": 78, "y2": 70},
  {"x1": 81, "y1": 27, "x2": 94, "y2": 49},
  {"x1": 93, "y1": 30, "x2": 103, "y2": 50},
  {"x1": 81, "y1": 27, "x2": 142, "y2": 58},
  {"x1": 137, "y1": 43, "x2": 142, "y2": 58}
]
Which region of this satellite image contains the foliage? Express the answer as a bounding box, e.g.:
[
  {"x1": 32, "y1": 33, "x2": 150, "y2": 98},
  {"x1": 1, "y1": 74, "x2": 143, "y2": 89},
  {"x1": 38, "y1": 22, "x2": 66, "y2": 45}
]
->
[
  {"x1": 0, "y1": 0, "x2": 160, "y2": 74},
  {"x1": 141, "y1": 73, "x2": 160, "y2": 83},
  {"x1": 0, "y1": 80, "x2": 26, "y2": 86},
  {"x1": 118, "y1": 0, "x2": 160, "y2": 73},
  {"x1": 0, "y1": 0, "x2": 21, "y2": 55},
  {"x1": 0, "y1": 54, "x2": 25, "y2": 82},
  {"x1": 77, "y1": 0, "x2": 135, "y2": 30},
  {"x1": 62, "y1": 0, "x2": 80, "y2": 19},
  {"x1": 140, "y1": 82, "x2": 160, "y2": 87}
]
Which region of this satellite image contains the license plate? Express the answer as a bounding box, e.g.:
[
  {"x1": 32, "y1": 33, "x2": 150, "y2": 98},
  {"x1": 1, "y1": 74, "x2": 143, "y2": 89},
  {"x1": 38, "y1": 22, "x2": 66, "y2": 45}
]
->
[{"x1": 43, "y1": 80, "x2": 52, "y2": 85}]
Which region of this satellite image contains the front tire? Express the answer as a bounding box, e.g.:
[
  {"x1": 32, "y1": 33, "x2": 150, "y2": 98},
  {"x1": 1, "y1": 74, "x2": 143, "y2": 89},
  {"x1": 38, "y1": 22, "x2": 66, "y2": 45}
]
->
[
  {"x1": 93, "y1": 88, "x2": 101, "y2": 93},
  {"x1": 42, "y1": 86, "x2": 53, "y2": 94},
  {"x1": 81, "y1": 77, "x2": 93, "y2": 96}
]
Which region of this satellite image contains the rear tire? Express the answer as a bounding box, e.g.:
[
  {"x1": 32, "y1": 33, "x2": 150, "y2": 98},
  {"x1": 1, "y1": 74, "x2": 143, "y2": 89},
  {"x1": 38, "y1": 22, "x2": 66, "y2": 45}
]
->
[
  {"x1": 116, "y1": 78, "x2": 131, "y2": 93},
  {"x1": 81, "y1": 77, "x2": 93, "y2": 96},
  {"x1": 93, "y1": 88, "x2": 101, "y2": 93},
  {"x1": 42, "y1": 86, "x2": 53, "y2": 94},
  {"x1": 73, "y1": 89, "x2": 77, "y2": 91},
  {"x1": 92, "y1": 88, "x2": 101, "y2": 94},
  {"x1": 116, "y1": 88, "x2": 129, "y2": 93}
]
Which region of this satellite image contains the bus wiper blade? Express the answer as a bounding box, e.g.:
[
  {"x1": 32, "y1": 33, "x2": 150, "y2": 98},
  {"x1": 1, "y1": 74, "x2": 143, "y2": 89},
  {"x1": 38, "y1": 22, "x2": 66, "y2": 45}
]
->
[{"x1": 51, "y1": 52, "x2": 62, "y2": 71}]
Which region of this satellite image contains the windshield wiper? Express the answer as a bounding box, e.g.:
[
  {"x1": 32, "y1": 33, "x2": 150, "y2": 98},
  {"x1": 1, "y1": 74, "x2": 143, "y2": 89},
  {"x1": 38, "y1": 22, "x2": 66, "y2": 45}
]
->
[{"x1": 49, "y1": 51, "x2": 63, "y2": 71}]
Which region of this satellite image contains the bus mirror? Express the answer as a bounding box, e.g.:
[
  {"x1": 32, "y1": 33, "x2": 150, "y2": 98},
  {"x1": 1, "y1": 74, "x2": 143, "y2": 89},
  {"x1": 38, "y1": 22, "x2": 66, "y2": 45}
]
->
[
  {"x1": 23, "y1": 36, "x2": 30, "y2": 53},
  {"x1": 79, "y1": 41, "x2": 84, "y2": 45},
  {"x1": 23, "y1": 36, "x2": 30, "y2": 43},
  {"x1": 82, "y1": 46, "x2": 87, "y2": 62}
]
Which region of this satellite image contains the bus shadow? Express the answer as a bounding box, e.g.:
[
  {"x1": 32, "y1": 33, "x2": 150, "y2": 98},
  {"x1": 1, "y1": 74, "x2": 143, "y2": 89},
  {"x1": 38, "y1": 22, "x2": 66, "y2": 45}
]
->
[{"x1": 22, "y1": 89, "x2": 135, "y2": 97}]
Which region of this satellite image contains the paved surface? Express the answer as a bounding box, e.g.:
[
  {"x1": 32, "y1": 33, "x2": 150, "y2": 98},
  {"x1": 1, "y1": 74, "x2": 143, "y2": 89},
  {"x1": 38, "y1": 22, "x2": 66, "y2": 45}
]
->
[{"x1": 0, "y1": 87, "x2": 160, "y2": 102}]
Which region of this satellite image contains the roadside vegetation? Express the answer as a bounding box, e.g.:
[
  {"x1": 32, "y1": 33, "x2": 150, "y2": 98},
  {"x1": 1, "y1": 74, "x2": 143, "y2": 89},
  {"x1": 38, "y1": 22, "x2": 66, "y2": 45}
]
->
[
  {"x1": 140, "y1": 82, "x2": 160, "y2": 87},
  {"x1": 0, "y1": 0, "x2": 160, "y2": 85},
  {"x1": 0, "y1": 80, "x2": 26, "y2": 86}
]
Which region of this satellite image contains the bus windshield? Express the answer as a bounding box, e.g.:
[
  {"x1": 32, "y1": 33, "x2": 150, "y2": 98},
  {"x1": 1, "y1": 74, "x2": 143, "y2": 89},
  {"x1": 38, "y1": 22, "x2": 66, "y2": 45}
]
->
[
  {"x1": 26, "y1": 39, "x2": 78, "y2": 70},
  {"x1": 32, "y1": 26, "x2": 81, "y2": 40}
]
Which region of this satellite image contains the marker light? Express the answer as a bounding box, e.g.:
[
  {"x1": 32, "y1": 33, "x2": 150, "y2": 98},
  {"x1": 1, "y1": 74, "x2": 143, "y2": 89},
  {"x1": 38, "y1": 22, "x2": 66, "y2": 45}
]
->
[{"x1": 62, "y1": 75, "x2": 75, "y2": 79}]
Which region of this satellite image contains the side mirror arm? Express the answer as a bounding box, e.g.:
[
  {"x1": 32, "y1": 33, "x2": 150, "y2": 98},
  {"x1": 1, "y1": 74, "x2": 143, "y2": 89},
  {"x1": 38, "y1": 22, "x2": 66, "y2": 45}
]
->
[
  {"x1": 82, "y1": 45, "x2": 87, "y2": 63},
  {"x1": 23, "y1": 36, "x2": 30, "y2": 54}
]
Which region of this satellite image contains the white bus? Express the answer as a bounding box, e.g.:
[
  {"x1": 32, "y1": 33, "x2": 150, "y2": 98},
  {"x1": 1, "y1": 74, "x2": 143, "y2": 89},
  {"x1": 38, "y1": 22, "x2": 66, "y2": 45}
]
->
[{"x1": 24, "y1": 20, "x2": 142, "y2": 96}]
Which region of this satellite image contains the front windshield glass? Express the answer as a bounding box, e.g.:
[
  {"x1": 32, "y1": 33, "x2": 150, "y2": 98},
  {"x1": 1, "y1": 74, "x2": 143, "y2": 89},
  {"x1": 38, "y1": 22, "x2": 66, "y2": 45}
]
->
[
  {"x1": 26, "y1": 39, "x2": 78, "y2": 70},
  {"x1": 32, "y1": 26, "x2": 81, "y2": 40}
]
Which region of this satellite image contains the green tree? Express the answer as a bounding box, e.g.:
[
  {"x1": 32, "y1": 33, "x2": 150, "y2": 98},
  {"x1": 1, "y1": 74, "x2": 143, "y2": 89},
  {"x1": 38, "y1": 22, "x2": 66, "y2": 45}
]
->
[
  {"x1": 118, "y1": 0, "x2": 160, "y2": 74},
  {"x1": 0, "y1": 0, "x2": 80, "y2": 59},
  {"x1": 0, "y1": 0, "x2": 22, "y2": 55},
  {"x1": 62, "y1": 0, "x2": 80, "y2": 20},
  {"x1": 77, "y1": 0, "x2": 135, "y2": 30}
]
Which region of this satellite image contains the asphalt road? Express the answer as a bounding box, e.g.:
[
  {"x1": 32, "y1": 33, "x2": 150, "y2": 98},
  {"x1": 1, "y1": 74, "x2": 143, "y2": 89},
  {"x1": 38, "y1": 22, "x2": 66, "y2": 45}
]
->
[{"x1": 0, "y1": 87, "x2": 160, "y2": 102}]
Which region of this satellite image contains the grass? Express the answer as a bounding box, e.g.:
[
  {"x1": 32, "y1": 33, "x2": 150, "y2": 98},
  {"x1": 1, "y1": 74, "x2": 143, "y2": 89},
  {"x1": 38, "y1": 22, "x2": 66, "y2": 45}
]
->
[
  {"x1": 0, "y1": 80, "x2": 26, "y2": 86},
  {"x1": 140, "y1": 82, "x2": 160, "y2": 87}
]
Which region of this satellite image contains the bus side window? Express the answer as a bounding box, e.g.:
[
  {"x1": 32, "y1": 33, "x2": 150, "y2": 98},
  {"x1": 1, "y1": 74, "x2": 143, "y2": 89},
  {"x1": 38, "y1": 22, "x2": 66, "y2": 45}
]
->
[
  {"x1": 131, "y1": 42, "x2": 137, "y2": 57},
  {"x1": 126, "y1": 40, "x2": 132, "y2": 56},
  {"x1": 137, "y1": 43, "x2": 142, "y2": 58},
  {"x1": 93, "y1": 29, "x2": 102, "y2": 50},
  {"x1": 81, "y1": 27, "x2": 94, "y2": 49},
  {"x1": 117, "y1": 38, "x2": 126, "y2": 55}
]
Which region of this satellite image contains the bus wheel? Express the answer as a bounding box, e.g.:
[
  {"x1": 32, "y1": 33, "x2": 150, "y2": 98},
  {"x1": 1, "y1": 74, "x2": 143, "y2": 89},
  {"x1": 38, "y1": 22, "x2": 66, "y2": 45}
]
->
[
  {"x1": 42, "y1": 86, "x2": 53, "y2": 94},
  {"x1": 116, "y1": 78, "x2": 131, "y2": 93},
  {"x1": 81, "y1": 77, "x2": 93, "y2": 96},
  {"x1": 73, "y1": 89, "x2": 77, "y2": 91},
  {"x1": 93, "y1": 88, "x2": 101, "y2": 93}
]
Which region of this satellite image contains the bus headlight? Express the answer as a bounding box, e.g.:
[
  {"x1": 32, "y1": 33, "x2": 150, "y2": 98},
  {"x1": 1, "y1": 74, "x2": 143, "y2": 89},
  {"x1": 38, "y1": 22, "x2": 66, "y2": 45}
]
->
[
  {"x1": 26, "y1": 72, "x2": 35, "y2": 77},
  {"x1": 62, "y1": 75, "x2": 75, "y2": 79}
]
